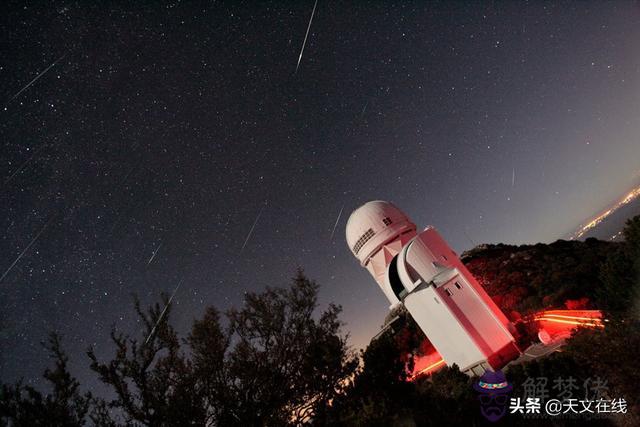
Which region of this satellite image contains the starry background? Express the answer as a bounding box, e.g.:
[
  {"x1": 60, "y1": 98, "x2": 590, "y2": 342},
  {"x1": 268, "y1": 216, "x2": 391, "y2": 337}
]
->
[{"x1": 1, "y1": 2, "x2": 639, "y2": 391}]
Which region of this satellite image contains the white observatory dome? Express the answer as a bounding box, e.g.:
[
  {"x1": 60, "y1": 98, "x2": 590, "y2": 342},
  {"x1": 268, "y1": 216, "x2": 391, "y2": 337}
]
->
[{"x1": 345, "y1": 200, "x2": 416, "y2": 265}]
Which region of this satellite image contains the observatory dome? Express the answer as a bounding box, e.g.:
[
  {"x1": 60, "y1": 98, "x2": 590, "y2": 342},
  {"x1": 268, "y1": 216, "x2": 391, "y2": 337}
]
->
[{"x1": 345, "y1": 200, "x2": 416, "y2": 265}]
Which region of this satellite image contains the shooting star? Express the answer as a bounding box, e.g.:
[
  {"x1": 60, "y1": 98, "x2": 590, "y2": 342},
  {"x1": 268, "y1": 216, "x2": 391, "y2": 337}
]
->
[
  {"x1": 147, "y1": 243, "x2": 162, "y2": 265},
  {"x1": 144, "y1": 278, "x2": 183, "y2": 345},
  {"x1": 119, "y1": 165, "x2": 137, "y2": 186},
  {"x1": 4, "y1": 144, "x2": 47, "y2": 185},
  {"x1": 295, "y1": 0, "x2": 318, "y2": 74},
  {"x1": 330, "y1": 204, "x2": 344, "y2": 241},
  {"x1": 463, "y1": 229, "x2": 476, "y2": 248},
  {"x1": 5, "y1": 54, "x2": 67, "y2": 106},
  {"x1": 0, "y1": 215, "x2": 55, "y2": 283},
  {"x1": 240, "y1": 205, "x2": 265, "y2": 253},
  {"x1": 512, "y1": 168, "x2": 515, "y2": 188}
]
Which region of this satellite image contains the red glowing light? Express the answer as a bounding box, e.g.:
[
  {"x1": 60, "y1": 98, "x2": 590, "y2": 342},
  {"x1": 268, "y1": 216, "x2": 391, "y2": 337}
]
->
[
  {"x1": 403, "y1": 309, "x2": 604, "y2": 382},
  {"x1": 409, "y1": 358, "x2": 446, "y2": 380},
  {"x1": 533, "y1": 309, "x2": 605, "y2": 344},
  {"x1": 534, "y1": 317, "x2": 604, "y2": 328}
]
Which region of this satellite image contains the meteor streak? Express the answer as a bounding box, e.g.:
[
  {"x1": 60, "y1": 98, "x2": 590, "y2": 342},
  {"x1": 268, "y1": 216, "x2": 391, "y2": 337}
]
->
[
  {"x1": 240, "y1": 205, "x2": 265, "y2": 253},
  {"x1": 144, "y1": 279, "x2": 182, "y2": 345},
  {"x1": 295, "y1": 0, "x2": 318, "y2": 74},
  {"x1": 4, "y1": 144, "x2": 47, "y2": 185},
  {"x1": 330, "y1": 204, "x2": 344, "y2": 241},
  {"x1": 147, "y1": 243, "x2": 162, "y2": 265},
  {"x1": 5, "y1": 54, "x2": 66, "y2": 106},
  {"x1": 0, "y1": 215, "x2": 55, "y2": 283}
]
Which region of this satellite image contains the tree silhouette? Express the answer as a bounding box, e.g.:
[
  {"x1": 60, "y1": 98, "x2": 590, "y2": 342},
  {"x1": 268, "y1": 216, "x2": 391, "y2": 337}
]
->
[
  {"x1": 0, "y1": 333, "x2": 93, "y2": 426},
  {"x1": 87, "y1": 269, "x2": 357, "y2": 426},
  {"x1": 598, "y1": 215, "x2": 640, "y2": 317},
  {"x1": 88, "y1": 294, "x2": 204, "y2": 426}
]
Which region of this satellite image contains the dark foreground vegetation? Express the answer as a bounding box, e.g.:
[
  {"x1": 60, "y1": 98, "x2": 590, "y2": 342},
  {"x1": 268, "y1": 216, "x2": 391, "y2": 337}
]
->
[{"x1": 2, "y1": 216, "x2": 640, "y2": 426}]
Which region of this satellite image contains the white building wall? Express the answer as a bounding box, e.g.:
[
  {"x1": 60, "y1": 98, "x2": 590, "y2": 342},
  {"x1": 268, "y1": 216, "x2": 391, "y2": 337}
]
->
[
  {"x1": 416, "y1": 227, "x2": 512, "y2": 330},
  {"x1": 404, "y1": 285, "x2": 486, "y2": 370},
  {"x1": 438, "y1": 274, "x2": 514, "y2": 356},
  {"x1": 399, "y1": 228, "x2": 517, "y2": 370}
]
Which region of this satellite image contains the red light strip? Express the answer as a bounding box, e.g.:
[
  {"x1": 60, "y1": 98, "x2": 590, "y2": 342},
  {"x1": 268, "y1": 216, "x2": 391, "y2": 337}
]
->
[
  {"x1": 539, "y1": 313, "x2": 602, "y2": 321},
  {"x1": 534, "y1": 317, "x2": 604, "y2": 328},
  {"x1": 409, "y1": 358, "x2": 445, "y2": 380}
]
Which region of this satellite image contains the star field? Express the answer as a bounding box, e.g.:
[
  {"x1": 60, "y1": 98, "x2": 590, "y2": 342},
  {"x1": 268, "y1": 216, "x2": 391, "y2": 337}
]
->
[{"x1": 1, "y1": 2, "x2": 639, "y2": 391}]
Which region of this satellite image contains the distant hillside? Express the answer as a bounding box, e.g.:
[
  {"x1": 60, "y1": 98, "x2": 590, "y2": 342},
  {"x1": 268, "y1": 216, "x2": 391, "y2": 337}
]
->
[
  {"x1": 461, "y1": 238, "x2": 618, "y2": 317},
  {"x1": 568, "y1": 185, "x2": 640, "y2": 241},
  {"x1": 574, "y1": 195, "x2": 640, "y2": 241}
]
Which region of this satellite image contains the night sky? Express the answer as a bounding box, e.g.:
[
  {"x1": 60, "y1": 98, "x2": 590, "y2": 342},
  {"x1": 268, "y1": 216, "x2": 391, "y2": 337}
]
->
[{"x1": 1, "y1": 2, "x2": 639, "y2": 391}]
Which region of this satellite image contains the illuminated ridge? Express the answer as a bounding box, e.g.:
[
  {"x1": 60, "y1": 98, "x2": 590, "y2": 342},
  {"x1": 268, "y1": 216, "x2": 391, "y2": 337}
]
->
[{"x1": 571, "y1": 184, "x2": 640, "y2": 240}]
